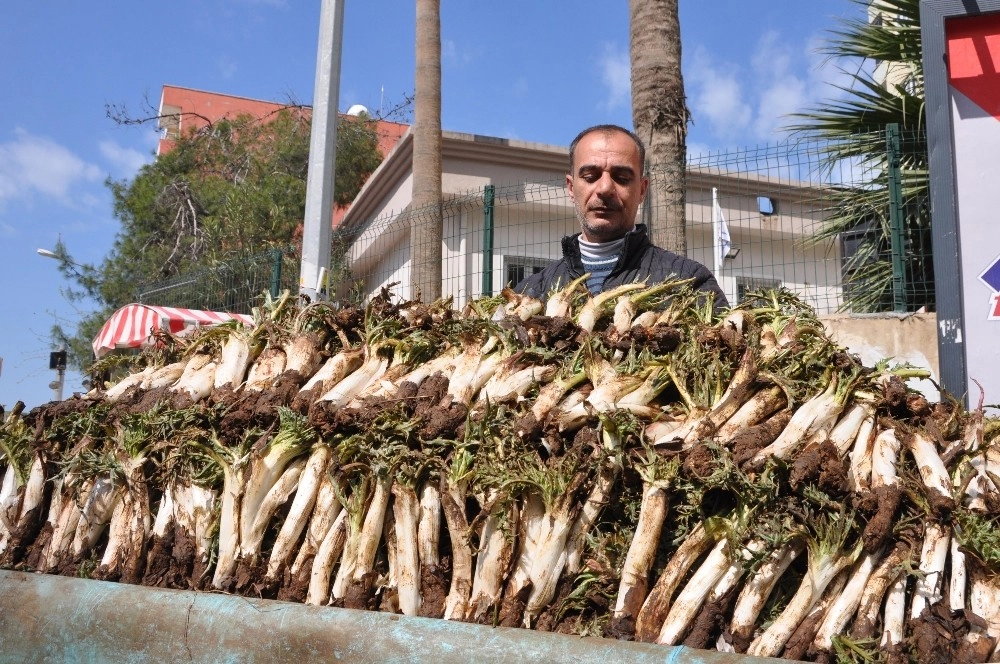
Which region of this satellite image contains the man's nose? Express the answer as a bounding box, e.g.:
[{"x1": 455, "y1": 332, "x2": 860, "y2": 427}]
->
[{"x1": 594, "y1": 172, "x2": 615, "y2": 195}]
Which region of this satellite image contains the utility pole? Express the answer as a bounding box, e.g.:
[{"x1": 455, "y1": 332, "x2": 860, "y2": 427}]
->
[{"x1": 299, "y1": 0, "x2": 345, "y2": 302}]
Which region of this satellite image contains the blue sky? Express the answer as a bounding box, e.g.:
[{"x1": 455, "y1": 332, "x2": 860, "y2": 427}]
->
[{"x1": 0, "y1": 0, "x2": 856, "y2": 411}]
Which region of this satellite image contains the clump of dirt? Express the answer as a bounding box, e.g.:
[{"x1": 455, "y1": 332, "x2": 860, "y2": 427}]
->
[
  {"x1": 520, "y1": 315, "x2": 579, "y2": 350},
  {"x1": 628, "y1": 324, "x2": 682, "y2": 355},
  {"x1": 419, "y1": 398, "x2": 468, "y2": 440},
  {"x1": 412, "y1": 373, "x2": 450, "y2": 420},
  {"x1": 418, "y1": 566, "x2": 449, "y2": 618},
  {"x1": 277, "y1": 562, "x2": 312, "y2": 603},
  {"x1": 497, "y1": 584, "x2": 531, "y2": 627},
  {"x1": 789, "y1": 441, "x2": 849, "y2": 497},
  {"x1": 233, "y1": 555, "x2": 269, "y2": 597},
  {"x1": 604, "y1": 615, "x2": 637, "y2": 640},
  {"x1": 682, "y1": 586, "x2": 737, "y2": 650},
  {"x1": 908, "y1": 600, "x2": 983, "y2": 664},
  {"x1": 142, "y1": 526, "x2": 175, "y2": 587},
  {"x1": 343, "y1": 571, "x2": 379, "y2": 610},
  {"x1": 859, "y1": 484, "x2": 902, "y2": 553},
  {"x1": 732, "y1": 410, "x2": 793, "y2": 469},
  {"x1": 22, "y1": 521, "x2": 53, "y2": 571},
  {"x1": 683, "y1": 443, "x2": 718, "y2": 480}
]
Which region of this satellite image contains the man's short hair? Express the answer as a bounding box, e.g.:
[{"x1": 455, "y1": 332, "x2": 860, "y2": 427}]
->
[{"x1": 568, "y1": 124, "x2": 646, "y2": 173}]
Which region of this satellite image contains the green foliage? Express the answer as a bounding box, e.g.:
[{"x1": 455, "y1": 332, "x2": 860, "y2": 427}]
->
[
  {"x1": 57, "y1": 106, "x2": 385, "y2": 372},
  {"x1": 787, "y1": 0, "x2": 932, "y2": 313}
]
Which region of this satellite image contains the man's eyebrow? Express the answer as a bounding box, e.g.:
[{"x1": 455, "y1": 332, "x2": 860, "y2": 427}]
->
[{"x1": 576, "y1": 164, "x2": 637, "y2": 176}]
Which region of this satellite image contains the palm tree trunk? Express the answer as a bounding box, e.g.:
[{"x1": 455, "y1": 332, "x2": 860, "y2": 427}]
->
[
  {"x1": 411, "y1": 0, "x2": 443, "y2": 301},
  {"x1": 629, "y1": 0, "x2": 689, "y2": 255}
]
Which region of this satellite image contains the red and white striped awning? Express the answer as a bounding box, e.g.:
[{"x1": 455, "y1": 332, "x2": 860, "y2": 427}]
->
[{"x1": 92, "y1": 304, "x2": 254, "y2": 358}]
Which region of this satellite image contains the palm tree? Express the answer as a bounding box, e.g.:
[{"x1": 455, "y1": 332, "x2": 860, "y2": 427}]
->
[
  {"x1": 629, "y1": 0, "x2": 689, "y2": 255},
  {"x1": 787, "y1": 0, "x2": 930, "y2": 312},
  {"x1": 410, "y1": 0, "x2": 443, "y2": 301}
]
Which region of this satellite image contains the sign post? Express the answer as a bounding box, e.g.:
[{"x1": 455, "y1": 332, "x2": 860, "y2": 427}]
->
[{"x1": 921, "y1": 0, "x2": 1000, "y2": 409}]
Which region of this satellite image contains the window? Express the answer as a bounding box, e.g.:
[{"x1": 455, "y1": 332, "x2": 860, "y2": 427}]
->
[
  {"x1": 503, "y1": 255, "x2": 552, "y2": 288},
  {"x1": 735, "y1": 276, "x2": 782, "y2": 305}
]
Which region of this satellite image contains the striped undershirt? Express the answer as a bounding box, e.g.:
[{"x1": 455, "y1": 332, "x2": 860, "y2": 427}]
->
[{"x1": 578, "y1": 236, "x2": 624, "y2": 294}]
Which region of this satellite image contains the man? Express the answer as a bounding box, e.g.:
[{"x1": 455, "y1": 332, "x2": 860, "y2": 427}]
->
[{"x1": 516, "y1": 124, "x2": 728, "y2": 313}]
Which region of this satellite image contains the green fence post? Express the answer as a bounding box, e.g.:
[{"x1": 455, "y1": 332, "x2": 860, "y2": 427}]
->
[
  {"x1": 482, "y1": 184, "x2": 495, "y2": 297},
  {"x1": 270, "y1": 246, "x2": 283, "y2": 299},
  {"x1": 886, "y1": 123, "x2": 906, "y2": 313}
]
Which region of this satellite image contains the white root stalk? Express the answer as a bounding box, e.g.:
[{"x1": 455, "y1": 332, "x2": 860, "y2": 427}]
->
[
  {"x1": 307, "y1": 508, "x2": 348, "y2": 605},
  {"x1": 266, "y1": 446, "x2": 331, "y2": 580},
  {"x1": 656, "y1": 537, "x2": 733, "y2": 645},
  {"x1": 847, "y1": 409, "x2": 876, "y2": 492},
  {"x1": 909, "y1": 521, "x2": 950, "y2": 619},
  {"x1": 950, "y1": 534, "x2": 967, "y2": 613},
  {"x1": 635, "y1": 523, "x2": 713, "y2": 642},
  {"x1": 170, "y1": 353, "x2": 213, "y2": 395},
  {"x1": 211, "y1": 461, "x2": 243, "y2": 589},
  {"x1": 283, "y1": 332, "x2": 324, "y2": 377},
  {"x1": 351, "y1": 476, "x2": 392, "y2": 584},
  {"x1": 477, "y1": 365, "x2": 557, "y2": 405},
  {"x1": 880, "y1": 571, "x2": 907, "y2": 648},
  {"x1": 418, "y1": 482, "x2": 441, "y2": 569},
  {"x1": 440, "y1": 476, "x2": 473, "y2": 620},
  {"x1": 907, "y1": 429, "x2": 952, "y2": 500},
  {"x1": 812, "y1": 548, "x2": 881, "y2": 653},
  {"x1": 141, "y1": 361, "x2": 186, "y2": 391},
  {"x1": 245, "y1": 346, "x2": 287, "y2": 391},
  {"x1": 376, "y1": 347, "x2": 460, "y2": 397},
  {"x1": 727, "y1": 540, "x2": 804, "y2": 649},
  {"x1": 870, "y1": 428, "x2": 901, "y2": 488},
  {"x1": 467, "y1": 494, "x2": 517, "y2": 622},
  {"x1": 299, "y1": 347, "x2": 364, "y2": 396},
  {"x1": 747, "y1": 545, "x2": 857, "y2": 658},
  {"x1": 714, "y1": 385, "x2": 786, "y2": 443},
  {"x1": 71, "y1": 474, "x2": 122, "y2": 558},
  {"x1": 828, "y1": 401, "x2": 873, "y2": 456},
  {"x1": 214, "y1": 332, "x2": 253, "y2": 389},
  {"x1": 751, "y1": 374, "x2": 845, "y2": 465},
  {"x1": 104, "y1": 366, "x2": 155, "y2": 401},
  {"x1": 544, "y1": 274, "x2": 589, "y2": 318},
  {"x1": 708, "y1": 538, "x2": 767, "y2": 603},
  {"x1": 239, "y1": 458, "x2": 305, "y2": 559},
  {"x1": 44, "y1": 477, "x2": 90, "y2": 571},
  {"x1": 969, "y1": 562, "x2": 1000, "y2": 658},
  {"x1": 521, "y1": 492, "x2": 582, "y2": 627},
  {"x1": 576, "y1": 283, "x2": 647, "y2": 332},
  {"x1": 175, "y1": 482, "x2": 217, "y2": 578},
  {"x1": 565, "y1": 462, "x2": 617, "y2": 575},
  {"x1": 14, "y1": 456, "x2": 46, "y2": 529},
  {"x1": 318, "y1": 353, "x2": 388, "y2": 407},
  {"x1": 391, "y1": 482, "x2": 422, "y2": 616},
  {"x1": 850, "y1": 543, "x2": 908, "y2": 640},
  {"x1": 290, "y1": 473, "x2": 341, "y2": 579},
  {"x1": 614, "y1": 483, "x2": 669, "y2": 621}
]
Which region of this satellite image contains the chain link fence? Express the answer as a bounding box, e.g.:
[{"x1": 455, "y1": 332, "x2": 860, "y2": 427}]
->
[{"x1": 136, "y1": 125, "x2": 932, "y2": 317}]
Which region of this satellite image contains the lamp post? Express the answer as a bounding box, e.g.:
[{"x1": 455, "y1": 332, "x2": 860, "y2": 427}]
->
[{"x1": 37, "y1": 246, "x2": 79, "y2": 402}]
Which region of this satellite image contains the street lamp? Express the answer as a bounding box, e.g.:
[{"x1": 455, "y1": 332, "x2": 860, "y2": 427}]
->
[{"x1": 37, "y1": 246, "x2": 76, "y2": 401}]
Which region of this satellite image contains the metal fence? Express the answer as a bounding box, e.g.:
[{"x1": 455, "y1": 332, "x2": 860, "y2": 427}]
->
[
  {"x1": 136, "y1": 125, "x2": 932, "y2": 317},
  {"x1": 135, "y1": 246, "x2": 299, "y2": 314}
]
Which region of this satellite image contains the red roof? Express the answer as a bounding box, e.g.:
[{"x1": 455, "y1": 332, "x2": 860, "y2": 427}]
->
[{"x1": 93, "y1": 304, "x2": 254, "y2": 358}]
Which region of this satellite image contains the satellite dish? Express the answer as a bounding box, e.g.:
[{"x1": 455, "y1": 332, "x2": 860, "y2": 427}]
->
[{"x1": 346, "y1": 104, "x2": 369, "y2": 117}]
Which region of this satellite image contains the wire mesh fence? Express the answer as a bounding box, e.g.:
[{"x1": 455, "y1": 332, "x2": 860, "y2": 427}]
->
[
  {"x1": 135, "y1": 246, "x2": 299, "y2": 314},
  {"x1": 136, "y1": 125, "x2": 933, "y2": 317}
]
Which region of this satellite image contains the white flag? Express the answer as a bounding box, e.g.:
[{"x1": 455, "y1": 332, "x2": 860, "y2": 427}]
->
[{"x1": 712, "y1": 187, "x2": 732, "y2": 270}]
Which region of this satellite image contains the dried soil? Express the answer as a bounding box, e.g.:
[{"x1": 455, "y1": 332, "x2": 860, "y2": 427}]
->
[
  {"x1": 732, "y1": 409, "x2": 793, "y2": 468},
  {"x1": 682, "y1": 443, "x2": 717, "y2": 480},
  {"x1": 860, "y1": 484, "x2": 903, "y2": 554},
  {"x1": 418, "y1": 566, "x2": 448, "y2": 618},
  {"x1": 789, "y1": 441, "x2": 849, "y2": 497},
  {"x1": 908, "y1": 600, "x2": 983, "y2": 664},
  {"x1": 681, "y1": 586, "x2": 737, "y2": 650},
  {"x1": 343, "y1": 571, "x2": 379, "y2": 610}
]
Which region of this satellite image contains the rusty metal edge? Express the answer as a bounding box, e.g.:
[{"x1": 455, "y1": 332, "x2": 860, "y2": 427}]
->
[{"x1": 0, "y1": 570, "x2": 788, "y2": 663}]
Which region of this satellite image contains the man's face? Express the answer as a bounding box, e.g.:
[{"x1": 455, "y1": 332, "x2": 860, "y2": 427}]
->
[{"x1": 566, "y1": 130, "x2": 648, "y2": 243}]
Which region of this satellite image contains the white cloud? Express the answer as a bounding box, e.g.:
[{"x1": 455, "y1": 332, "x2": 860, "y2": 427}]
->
[
  {"x1": 442, "y1": 39, "x2": 457, "y2": 62},
  {"x1": 687, "y1": 47, "x2": 752, "y2": 141},
  {"x1": 0, "y1": 129, "x2": 102, "y2": 206},
  {"x1": 598, "y1": 43, "x2": 631, "y2": 111},
  {"x1": 686, "y1": 27, "x2": 854, "y2": 147},
  {"x1": 99, "y1": 140, "x2": 150, "y2": 179}
]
